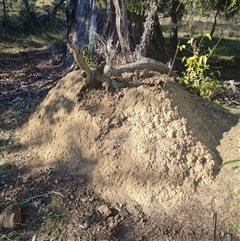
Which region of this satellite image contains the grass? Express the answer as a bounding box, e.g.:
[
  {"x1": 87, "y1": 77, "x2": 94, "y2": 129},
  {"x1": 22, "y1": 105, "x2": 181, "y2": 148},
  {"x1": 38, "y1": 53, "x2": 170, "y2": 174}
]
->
[
  {"x1": 38, "y1": 215, "x2": 67, "y2": 240},
  {"x1": 24, "y1": 195, "x2": 67, "y2": 241},
  {"x1": 0, "y1": 23, "x2": 65, "y2": 54},
  {"x1": 161, "y1": 13, "x2": 240, "y2": 81},
  {"x1": 0, "y1": 130, "x2": 15, "y2": 177},
  {"x1": 0, "y1": 161, "x2": 11, "y2": 174},
  {"x1": 174, "y1": 34, "x2": 240, "y2": 60},
  {"x1": 0, "y1": 230, "x2": 18, "y2": 241},
  {"x1": 0, "y1": 0, "x2": 66, "y2": 54},
  {"x1": 0, "y1": 130, "x2": 15, "y2": 155},
  {"x1": 220, "y1": 159, "x2": 240, "y2": 234}
]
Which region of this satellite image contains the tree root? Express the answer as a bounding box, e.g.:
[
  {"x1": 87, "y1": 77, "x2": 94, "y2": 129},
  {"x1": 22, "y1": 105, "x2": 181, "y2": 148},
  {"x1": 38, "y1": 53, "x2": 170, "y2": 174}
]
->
[
  {"x1": 67, "y1": 43, "x2": 114, "y2": 92},
  {"x1": 107, "y1": 57, "x2": 178, "y2": 78},
  {"x1": 67, "y1": 43, "x2": 178, "y2": 94}
]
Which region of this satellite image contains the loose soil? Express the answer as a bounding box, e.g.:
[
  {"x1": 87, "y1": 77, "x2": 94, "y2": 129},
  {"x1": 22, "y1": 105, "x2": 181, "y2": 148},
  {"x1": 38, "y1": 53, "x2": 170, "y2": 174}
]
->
[{"x1": 0, "y1": 43, "x2": 240, "y2": 241}]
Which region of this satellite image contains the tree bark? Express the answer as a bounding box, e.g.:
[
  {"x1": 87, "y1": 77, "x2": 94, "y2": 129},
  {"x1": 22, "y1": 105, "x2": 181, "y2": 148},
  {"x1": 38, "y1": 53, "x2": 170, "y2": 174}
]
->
[
  {"x1": 51, "y1": 0, "x2": 65, "y2": 20},
  {"x1": 112, "y1": 0, "x2": 132, "y2": 60},
  {"x1": 134, "y1": 1, "x2": 169, "y2": 63},
  {"x1": 22, "y1": 0, "x2": 31, "y2": 14},
  {"x1": 2, "y1": 0, "x2": 7, "y2": 22},
  {"x1": 66, "y1": 0, "x2": 104, "y2": 45},
  {"x1": 65, "y1": 0, "x2": 169, "y2": 67},
  {"x1": 210, "y1": 10, "x2": 219, "y2": 37},
  {"x1": 68, "y1": 43, "x2": 112, "y2": 91},
  {"x1": 145, "y1": 14, "x2": 168, "y2": 63},
  {"x1": 67, "y1": 43, "x2": 177, "y2": 94},
  {"x1": 128, "y1": 11, "x2": 144, "y2": 50},
  {"x1": 108, "y1": 57, "x2": 178, "y2": 78},
  {"x1": 134, "y1": 1, "x2": 158, "y2": 60},
  {"x1": 170, "y1": 0, "x2": 184, "y2": 51}
]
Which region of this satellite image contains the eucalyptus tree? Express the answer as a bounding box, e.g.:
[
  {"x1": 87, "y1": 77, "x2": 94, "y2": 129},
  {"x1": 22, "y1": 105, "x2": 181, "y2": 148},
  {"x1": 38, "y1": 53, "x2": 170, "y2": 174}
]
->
[
  {"x1": 207, "y1": 0, "x2": 240, "y2": 36},
  {"x1": 65, "y1": 0, "x2": 170, "y2": 65},
  {"x1": 159, "y1": 0, "x2": 185, "y2": 52},
  {"x1": 186, "y1": 0, "x2": 240, "y2": 36},
  {"x1": 1, "y1": 0, "x2": 7, "y2": 25}
]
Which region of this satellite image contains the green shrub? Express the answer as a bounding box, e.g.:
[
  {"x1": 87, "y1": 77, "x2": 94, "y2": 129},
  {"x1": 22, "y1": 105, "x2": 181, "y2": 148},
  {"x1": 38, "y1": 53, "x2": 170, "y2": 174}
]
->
[
  {"x1": 19, "y1": 7, "x2": 39, "y2": 33},
  {"x1": 179, "y1": 34, "x2": 219, "y2": 98},
  {"x1": 81, "y1": 43, "x2": 97, "y2": 68}
]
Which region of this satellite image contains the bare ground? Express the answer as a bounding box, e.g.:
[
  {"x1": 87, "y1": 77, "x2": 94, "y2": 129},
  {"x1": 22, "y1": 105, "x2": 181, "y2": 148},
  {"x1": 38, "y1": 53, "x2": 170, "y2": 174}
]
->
[{"x1": 0, "y1": 44, "x2": 240, "y2": 241}]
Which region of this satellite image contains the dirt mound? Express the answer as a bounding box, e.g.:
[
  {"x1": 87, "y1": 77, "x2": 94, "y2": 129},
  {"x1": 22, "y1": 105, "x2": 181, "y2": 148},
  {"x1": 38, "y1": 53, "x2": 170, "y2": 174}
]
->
[{"x1": 18, "y1": 70, "x2": 237, "y2": 212}]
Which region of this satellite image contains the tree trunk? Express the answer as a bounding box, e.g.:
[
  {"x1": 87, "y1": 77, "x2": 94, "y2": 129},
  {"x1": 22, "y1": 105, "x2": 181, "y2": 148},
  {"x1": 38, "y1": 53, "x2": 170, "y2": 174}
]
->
[
  {"x1": 128, "y1": 11, "x2": 144, "y2": 50},
  {"x1": 22, "y1": 0, "x2": 31, "y2": 14},
  {"x1": 67, "y1": 43, "x2": 177, "y2": 95},
  {"x1": 210, "y1": 10, "x2": 219, "y2": 37},
  {"x1": 66, "y1": 0, "x2": 104, "y2": 45},
  {"x1": 1, "y1": 0, "x2": 7, "y2": 32},
  {"x1": 65, "y1": 0, "x2": 169, "y2": 66},
  {"x1": 145, "y1": 14, "x2": 169, "y2": 63},
  {"x1": 51, "y1": 0, "x2": 65, "y2": 20},
  {"x1": 112, "y1": 0, "x2": 132, "y2": 61},
  {"x1": 134, "y1": 1, "x2": 157, "y2": 60},
  {"x1": 2, "y1": 0, "x2": 7, "y2": 22},
  {"x1": 170, "y1": 0, "x2": 184, "y2": 52}
]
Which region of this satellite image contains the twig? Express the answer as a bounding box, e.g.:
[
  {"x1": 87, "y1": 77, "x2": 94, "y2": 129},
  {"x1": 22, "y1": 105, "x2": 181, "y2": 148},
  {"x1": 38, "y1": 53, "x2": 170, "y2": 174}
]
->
[
  {"x1": 211, "y1": 197, "x2": 217, "y2": 241},
  {"x1": 213, "y1": 212, "x2": 217, "y2": 241},
  {"x1": 39, "y1": 75, "x2": 65, "y2": 89},
  {"x1": 168, "y1": 40, "x2": 180, "y2": 77},
  {"x1": 21, "y1": 191, "x2": 64, "y2": 205}
]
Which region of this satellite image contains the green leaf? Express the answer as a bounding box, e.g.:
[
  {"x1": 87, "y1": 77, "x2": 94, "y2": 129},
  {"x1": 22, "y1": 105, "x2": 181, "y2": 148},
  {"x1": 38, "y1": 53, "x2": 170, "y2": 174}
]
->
[
  {"x1": 179, "y1": 44, "x2": 186, "y2": 51},
  {"x1": 187, "y1": 38, "x2": 194, "y2": 46},
  {"x1": 32, "y1": 201, "x2": 39, "y2": 208},
  {"x1": 220, "y1": 159, "x2": 240, "y2": 168},
  {"x1": 233, "y1": 218, "x2": 240, "y2": 233},
  {"x1": 202, "y1": 55, "x2": 207, "y2": 66},
  {"x1": 180, "y1": 34, "x2": 218, "y2": 98},
  {"x1": 204, "y1": 33, "x2": 212, "y2": 40}
]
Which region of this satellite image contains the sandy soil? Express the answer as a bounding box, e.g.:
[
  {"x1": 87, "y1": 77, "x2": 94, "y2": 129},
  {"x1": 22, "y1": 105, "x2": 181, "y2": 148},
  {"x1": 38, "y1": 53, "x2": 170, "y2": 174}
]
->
[{"x1": 0, "y1": 45, "x2": 240, "y2": 241}]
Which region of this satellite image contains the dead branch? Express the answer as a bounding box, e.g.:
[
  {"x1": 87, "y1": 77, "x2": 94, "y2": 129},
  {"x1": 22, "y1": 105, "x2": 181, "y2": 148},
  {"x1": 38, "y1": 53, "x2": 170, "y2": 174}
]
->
[
  {"x1": 68, "y1": 43, "x2": 178, "y2": 94},
  {"x1": 21, "y1": 191, "x2": 64, "y2": 205},
  {"x1": 106, "y1": 57, "x2": 178, "y2": 78},
  {"x1": 67, "y1": 43, "x2": 111, "y2": 91},
  {"x1": 67, "y1": 43, "x2": 92, "y2": 85}
]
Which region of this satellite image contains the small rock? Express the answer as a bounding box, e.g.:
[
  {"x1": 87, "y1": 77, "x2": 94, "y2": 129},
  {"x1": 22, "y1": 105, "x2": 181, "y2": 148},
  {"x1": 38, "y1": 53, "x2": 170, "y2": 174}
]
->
[
  {"x1": 83, "y1": 219, "x2": 91, "y2": 229},
  {"x1": 69, "y1": 194, "x2": 74, "y2": 199},
  {"x1": 0, "y1": 202, "x2": 22, "y2": 229},
  {"x1": 139, "y1": 69, "x2": 150, "y2": 79},
  {"x1": 226, "y1": 234, "x2": 232, "y2": 241},
  {"x1": 79, "y1": 178, "x2": 85, "y2": 184},
  {"x1": 80, "y1": 197, "x2": 88, "y2": 202},
  {"x1": 121, "y1": 72, "x2": 134, "y2": 80},
  {"x1": 97, "y1": 204, "x2": 111, "y2": 217},
  {"x1": 22, "y1": 176, "x2": 28, "y2": 183},
  {"x1": 108, "y1": 218, "x2": 115, "y2": 228}
]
